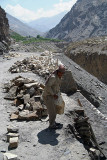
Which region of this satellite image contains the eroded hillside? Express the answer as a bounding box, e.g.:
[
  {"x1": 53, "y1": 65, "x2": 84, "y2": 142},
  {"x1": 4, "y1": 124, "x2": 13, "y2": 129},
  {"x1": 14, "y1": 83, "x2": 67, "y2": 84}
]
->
[{"x1": 65, "y1": 36, "x2": 107, "y2": 84}]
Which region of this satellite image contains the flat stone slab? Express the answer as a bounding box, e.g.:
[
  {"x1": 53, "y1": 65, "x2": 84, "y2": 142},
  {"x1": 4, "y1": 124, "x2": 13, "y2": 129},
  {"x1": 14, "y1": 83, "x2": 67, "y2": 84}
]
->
[
  {"x1": 3, "y1": 152, "x2": 18, "y2": 160},
  {"x1": 7, "y1": 133, "x2": 19, "y2": 142},
  {"x1": 7, "y1": 126, "x2": 19, "y2": 133},
  {"x1": 9, "y1": 137, "x2": 18, "y2": 149},
  {"x1": 24, "y1": 82, "x2": 38, "y2": 88}
]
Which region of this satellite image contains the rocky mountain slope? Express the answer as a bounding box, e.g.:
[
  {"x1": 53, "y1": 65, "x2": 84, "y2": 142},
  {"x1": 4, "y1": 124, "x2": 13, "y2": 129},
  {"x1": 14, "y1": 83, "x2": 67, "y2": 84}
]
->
[
  {"x1": 65, "y1": 36, "x2": 107, "y2": 84},
  {"x1": 46, "y1": 0, "x2": 107, "y2": 42},
  {"x1": 0, "y1": 7, "x2": 10, "y2": 54},
  {"x1": 27, "y1": 11, "x2": 67, "y2": 33},
  {"x1": 6, "y1": 13, "x2": 41, "y2": 37}
]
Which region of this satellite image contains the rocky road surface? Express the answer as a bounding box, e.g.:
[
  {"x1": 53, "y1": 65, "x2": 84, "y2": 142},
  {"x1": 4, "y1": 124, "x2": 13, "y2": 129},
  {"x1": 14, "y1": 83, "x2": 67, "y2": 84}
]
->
[{"x1": 0, "y1": 51, "x2": 107, "y2": 160}]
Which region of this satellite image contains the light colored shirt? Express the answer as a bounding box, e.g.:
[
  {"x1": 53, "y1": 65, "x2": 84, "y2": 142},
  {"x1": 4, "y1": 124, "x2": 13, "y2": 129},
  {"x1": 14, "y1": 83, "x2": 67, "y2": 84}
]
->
[{"x1": 43, "y1": 73, "x2": 61, "y2": 97}]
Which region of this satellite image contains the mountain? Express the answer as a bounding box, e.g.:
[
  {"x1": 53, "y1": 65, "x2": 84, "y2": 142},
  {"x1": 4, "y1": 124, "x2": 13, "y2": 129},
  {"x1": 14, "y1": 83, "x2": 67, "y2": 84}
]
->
[
  {"x1": 46, "y1": 0, "x2": 107, "y2": 42},
  {"x1": 6, "y1": 13, "x2": 41, "y2": 37},
  {"x1": 0, "y1": 7, "x2": 10, "y2": 54},
  {"x1": 27, "y1": 11, "x2": 67, "y2": 33}
]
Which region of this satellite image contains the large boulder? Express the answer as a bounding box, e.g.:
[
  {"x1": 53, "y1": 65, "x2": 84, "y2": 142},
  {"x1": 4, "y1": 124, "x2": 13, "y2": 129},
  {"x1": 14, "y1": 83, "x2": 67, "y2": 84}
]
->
[{"x1": 61, "y1": 70, "x2": 77, "y2": 94}]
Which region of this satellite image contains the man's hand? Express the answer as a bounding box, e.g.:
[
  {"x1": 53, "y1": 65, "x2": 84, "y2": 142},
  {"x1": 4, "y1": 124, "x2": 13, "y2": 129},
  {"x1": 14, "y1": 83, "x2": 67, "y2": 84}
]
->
[{"x1": 53, "y1": 94, "x2": 58, "y2": 99}]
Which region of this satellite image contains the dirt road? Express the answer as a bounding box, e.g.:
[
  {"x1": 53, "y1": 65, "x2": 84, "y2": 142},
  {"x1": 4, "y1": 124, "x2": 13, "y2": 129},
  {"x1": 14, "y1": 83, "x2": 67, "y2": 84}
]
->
[{"x1": 0, "y1": 51, "x2": 106, "y2": 160}]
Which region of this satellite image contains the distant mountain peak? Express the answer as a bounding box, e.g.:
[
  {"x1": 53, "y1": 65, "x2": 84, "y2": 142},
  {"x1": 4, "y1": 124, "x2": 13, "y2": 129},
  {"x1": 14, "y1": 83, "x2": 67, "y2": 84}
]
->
[{"x1": 27, "y1": 11, "x2": 68, "y2": 33}]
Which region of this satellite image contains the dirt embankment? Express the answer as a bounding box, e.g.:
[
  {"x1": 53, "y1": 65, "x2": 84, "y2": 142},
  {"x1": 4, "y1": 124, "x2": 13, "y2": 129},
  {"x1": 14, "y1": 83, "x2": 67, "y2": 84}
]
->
[{"x1": 65, "y1": 36, "x2": 107, "y2": 84}]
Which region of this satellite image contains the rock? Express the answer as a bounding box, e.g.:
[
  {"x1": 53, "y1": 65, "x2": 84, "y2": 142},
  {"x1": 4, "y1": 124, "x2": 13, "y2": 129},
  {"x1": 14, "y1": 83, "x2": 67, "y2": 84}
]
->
[
  {"x1": 26, "y1": 87, "x2": 35, "y2": 97},
  {"x1": 89, "y1": 148, "x2": 96, "y2": 153},
  {"x1": 10, "y1": 113, "x2": 18, "y2": 120},
  {"x1": 3, "y1": 152, "x2": 18, "y2": 160},
  {"x1": 7, "y1": 133, "x2": 19, "y2": 142},
  {"x1": 16, "y1": 94, "x2": 23, "y2": 99},
  {"x1": 34, "y1": 95, "x2": 41, "y2": 102},
  {"x1": 26, "y1": 112, "x2": 39, "y2": 120},
  {"x1": 41, "y1": 105, "x2": 48, "y2": 116},
  {"x1": 1, "y1": 148, "x2": 6, "y2": 153},
  {"x1": 7, "y1": 126, "x2": 19, "y2": 133},
  {"x1": 4, "y1": 86, "x2": 17, "y2": 100},
  {"x1": 14, "y1": 78, "x2": 25, "y2": 86},
  {"x1": 18, "y1": 104, "x2": 24, "y2": 111},
  {"x1": 3, "y1": 83, "x2": 11, "y2": 92},
  {"x1": 25, "y1": 103, "x2": 32, "y2": 111},
  {"x1": 18, "y1": 110, "x2": 29, "y2": 120},
  {"x1": 18, "y1": 110, "x2": 38, "y2": 121},
  {"x1": 40, "y1": 83, "x2": 45, "y2": 89},
  {"x1": 23, "y1": 94, "x2": 30, "y2": 104},
  {"x1": 32, "y1": 101, "x2": 43, "y2": 111},
  {"x1": 9, "y1": 137, "x2": 18, "y2": 149},
  {"x1": 24, "y1": 82, "x2": 39, "y2": 89},
  {"x1": 60, "y1": 70, "x2": 77, "y2": 94},
  {"x1": 38, "y1": 87, "x2": 44, "y2": 93},
  {"x1": 14, "y1": 98, "x2": 24, "y2": 107}
]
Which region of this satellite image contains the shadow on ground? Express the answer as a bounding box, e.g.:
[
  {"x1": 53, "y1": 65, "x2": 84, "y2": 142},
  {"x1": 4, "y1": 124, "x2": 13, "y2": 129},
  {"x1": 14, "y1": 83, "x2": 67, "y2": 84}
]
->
[{"x1": 37, "y1": 128, "x2": 61, "y2": 146}]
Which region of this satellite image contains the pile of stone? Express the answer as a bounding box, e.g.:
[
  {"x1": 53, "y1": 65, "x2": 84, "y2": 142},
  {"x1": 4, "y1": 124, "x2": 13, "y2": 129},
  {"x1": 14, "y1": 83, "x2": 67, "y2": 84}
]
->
[
  {"x1": 2, "y1": 126, "x2": 19, "y2": 160},
  {"x1": 9, "y1": 53, "x2": 58, "y2": 79},
  {"x1": 4, "y1": 76, "x2": 47, "y2": 121},
  {"x1": 72, "y1": 109, "x2": 92, "y2": 144},
  {"x1": 4, "y1": 52, "x2": 20, "y2": 58},
  {"x1": 68, "y1": 103, "x2": 105, "y2": 159},
  {"x1": 6, "y1": 126, "x2": 19, "y2": 149}
]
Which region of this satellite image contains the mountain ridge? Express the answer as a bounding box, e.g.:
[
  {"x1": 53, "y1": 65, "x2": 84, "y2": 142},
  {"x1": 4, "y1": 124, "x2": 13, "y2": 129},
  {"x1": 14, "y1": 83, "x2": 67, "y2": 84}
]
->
[
  {"x1": 46, "y1": 0, "x2": 107, "y2": 42},
  {"x1": 6, "y1": 13, "x2": 41, "y2": 37},
  {"x1": 27, "y1": 11, "x2": 67, "y2": 33}
]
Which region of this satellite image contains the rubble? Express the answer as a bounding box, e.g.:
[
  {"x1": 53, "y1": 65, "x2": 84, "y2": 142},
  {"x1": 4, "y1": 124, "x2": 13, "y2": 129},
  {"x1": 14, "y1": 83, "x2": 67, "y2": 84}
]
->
[
  {"x1": 8, "y1": 54, "x2": 77, "y2": 93},
  {"x1": 4, "y1": 76, "x2": 48, "y2": 121},
  {"x1": 9, "y1": 54, "x2": 58, "y2": 80}
]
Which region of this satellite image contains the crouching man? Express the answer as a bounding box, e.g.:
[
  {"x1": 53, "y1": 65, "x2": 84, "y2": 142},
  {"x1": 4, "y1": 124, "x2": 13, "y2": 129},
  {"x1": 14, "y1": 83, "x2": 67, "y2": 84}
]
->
[{"x1": 42, "y1": 64, "x2": 65, "y2": 129}]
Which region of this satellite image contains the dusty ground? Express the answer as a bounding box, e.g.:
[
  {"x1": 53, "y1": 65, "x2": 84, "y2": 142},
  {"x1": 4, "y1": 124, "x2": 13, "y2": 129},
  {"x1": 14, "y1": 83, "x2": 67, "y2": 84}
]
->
[{"x1": 0, "y1": 51, "x2": 107, "y2": 160}]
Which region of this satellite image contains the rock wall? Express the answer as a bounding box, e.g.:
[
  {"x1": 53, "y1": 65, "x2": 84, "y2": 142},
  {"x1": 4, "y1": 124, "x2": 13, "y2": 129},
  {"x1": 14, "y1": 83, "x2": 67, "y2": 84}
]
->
[{"x1": 0, "y1": 7, "x2": 10, "y2": 54}]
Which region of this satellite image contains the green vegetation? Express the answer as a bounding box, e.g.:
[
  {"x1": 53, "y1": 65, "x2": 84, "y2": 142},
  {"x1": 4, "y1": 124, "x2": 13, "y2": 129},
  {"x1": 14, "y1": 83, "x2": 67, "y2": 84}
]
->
[
  {"x1": 10, "y1": 33, "x2": 62, "y2": 43},
  {"x1": 10, "y1": 32, "x2": 26, "y2": 41}
]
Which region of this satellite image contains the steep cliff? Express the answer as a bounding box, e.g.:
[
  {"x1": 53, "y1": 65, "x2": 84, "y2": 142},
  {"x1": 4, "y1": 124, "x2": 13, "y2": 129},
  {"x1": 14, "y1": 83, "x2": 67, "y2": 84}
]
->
[
  {"x1": 46, "y1": 0, "x2": 107, "y2": 42},
  {"x1": 65, "y1": 36, "x2": 107, "y2": 84},
  {"x1": 0, "y1": 7, "x2": 10, "y2": 54}
]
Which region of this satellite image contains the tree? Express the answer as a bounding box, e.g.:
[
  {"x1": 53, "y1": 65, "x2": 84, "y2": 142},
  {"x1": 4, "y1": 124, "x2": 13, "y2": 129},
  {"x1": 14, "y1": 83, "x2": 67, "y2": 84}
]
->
[{"x1": 37, "y1": 35, "x2": 41, "y2": 39}]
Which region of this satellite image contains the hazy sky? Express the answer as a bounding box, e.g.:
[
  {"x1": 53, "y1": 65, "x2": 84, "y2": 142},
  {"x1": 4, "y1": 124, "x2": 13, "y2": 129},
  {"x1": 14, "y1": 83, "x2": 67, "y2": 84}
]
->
[{"x1": 0, "y1": 0, "x2": 77, "y2": 22}]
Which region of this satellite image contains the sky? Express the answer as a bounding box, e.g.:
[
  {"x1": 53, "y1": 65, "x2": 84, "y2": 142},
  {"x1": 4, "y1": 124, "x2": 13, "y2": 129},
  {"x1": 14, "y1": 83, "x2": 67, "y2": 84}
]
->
[{"x1": 0, "y1": 0, "x2": 77, "y2": 22}]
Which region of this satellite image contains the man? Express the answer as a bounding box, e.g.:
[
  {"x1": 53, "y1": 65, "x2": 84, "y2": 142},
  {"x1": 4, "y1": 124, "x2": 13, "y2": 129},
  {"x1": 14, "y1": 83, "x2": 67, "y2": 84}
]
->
[{"x1": 42, "y1": 64, "x2": 65, "y2": 129}]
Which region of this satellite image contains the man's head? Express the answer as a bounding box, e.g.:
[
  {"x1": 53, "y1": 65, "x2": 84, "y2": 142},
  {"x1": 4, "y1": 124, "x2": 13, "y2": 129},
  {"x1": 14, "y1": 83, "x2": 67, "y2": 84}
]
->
[{"x1": 57, "y1": 64, "x2": 65, "y2": 78}]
